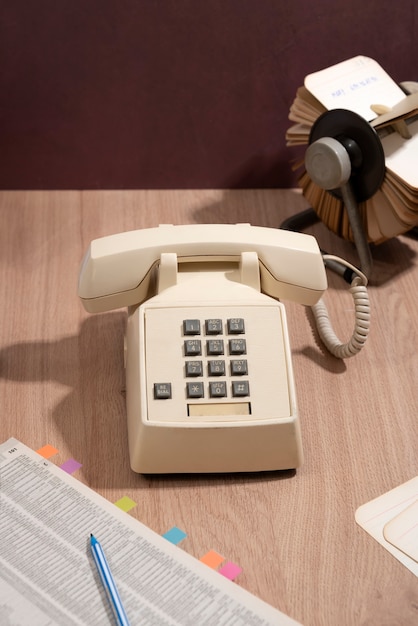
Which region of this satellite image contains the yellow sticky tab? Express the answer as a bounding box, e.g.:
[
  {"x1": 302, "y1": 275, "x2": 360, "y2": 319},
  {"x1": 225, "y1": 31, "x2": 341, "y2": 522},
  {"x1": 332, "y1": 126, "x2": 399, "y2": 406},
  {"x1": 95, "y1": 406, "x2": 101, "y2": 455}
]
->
[{"x1": 114, "y1": 496, "x2": 137, "y2": 513}]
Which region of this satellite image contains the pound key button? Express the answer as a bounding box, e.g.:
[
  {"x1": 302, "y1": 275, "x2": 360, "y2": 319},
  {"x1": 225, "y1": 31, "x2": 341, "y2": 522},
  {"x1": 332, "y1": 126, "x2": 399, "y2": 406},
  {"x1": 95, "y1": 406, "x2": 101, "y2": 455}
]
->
[{"x1": 232, "y1": 381, "x2": 250, "y2": 397}]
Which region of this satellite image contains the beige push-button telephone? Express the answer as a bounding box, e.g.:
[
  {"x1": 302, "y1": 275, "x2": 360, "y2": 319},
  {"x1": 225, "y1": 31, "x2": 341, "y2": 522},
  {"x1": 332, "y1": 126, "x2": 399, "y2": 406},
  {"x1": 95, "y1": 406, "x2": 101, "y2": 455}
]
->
[{"x1": 78, "y1": 223, "x2": 369, "y2": 474}]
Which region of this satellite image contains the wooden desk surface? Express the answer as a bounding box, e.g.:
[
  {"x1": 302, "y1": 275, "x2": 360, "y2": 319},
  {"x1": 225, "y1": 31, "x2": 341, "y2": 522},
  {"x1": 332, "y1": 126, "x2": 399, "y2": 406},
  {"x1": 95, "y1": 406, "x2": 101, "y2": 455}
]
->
[{"x1": 1, "y1": 189, "x2": 417, "y2": 625}]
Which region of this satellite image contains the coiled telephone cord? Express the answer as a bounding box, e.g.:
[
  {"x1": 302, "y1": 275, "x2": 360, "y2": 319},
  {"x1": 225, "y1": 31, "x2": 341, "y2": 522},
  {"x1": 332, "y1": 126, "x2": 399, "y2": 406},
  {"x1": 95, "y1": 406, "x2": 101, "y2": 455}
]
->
[{"x1": 310, "y1": 255, "x2": 370, "y2": 359}]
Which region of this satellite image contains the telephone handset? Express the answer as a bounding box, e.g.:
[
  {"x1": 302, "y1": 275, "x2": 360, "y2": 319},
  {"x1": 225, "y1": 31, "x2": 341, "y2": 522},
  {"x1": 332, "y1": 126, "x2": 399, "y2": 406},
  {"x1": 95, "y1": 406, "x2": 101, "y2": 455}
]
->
[
  {"x1": 78, "y1": 223, "x2": 327, "y2": 312},
  {"x1": 78, "y1": 223, "x2": 367, "y2": 474}
]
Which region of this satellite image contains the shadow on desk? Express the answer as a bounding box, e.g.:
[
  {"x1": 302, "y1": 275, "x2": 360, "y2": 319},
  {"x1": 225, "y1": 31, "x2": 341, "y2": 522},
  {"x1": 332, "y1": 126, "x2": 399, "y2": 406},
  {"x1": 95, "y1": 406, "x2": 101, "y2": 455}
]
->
[{"x1": 0, "y1": 313, "x2": 132, "y2": 488}]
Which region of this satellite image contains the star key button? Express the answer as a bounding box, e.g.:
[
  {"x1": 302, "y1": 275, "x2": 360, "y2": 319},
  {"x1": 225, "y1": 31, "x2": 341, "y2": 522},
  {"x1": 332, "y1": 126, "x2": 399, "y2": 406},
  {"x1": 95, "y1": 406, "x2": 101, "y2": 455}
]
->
[{"x1": 187, "y1": 382, "x2": 204, "y2": 398}]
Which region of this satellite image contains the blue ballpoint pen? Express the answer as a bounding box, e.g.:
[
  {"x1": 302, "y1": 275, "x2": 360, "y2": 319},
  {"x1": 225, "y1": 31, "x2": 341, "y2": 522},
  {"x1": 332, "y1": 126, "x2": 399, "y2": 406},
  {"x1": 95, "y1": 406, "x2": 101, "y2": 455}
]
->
[{"x1": 90, "y1": 534, "x2": 130, "y2": 626}]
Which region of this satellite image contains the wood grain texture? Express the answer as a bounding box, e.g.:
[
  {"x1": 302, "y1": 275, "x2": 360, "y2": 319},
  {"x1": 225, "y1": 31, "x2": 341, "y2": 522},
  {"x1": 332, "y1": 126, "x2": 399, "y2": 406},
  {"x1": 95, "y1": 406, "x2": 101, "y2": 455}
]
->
[{"x1": 1, "y1": 189, "x2": 418, "y2": 625}]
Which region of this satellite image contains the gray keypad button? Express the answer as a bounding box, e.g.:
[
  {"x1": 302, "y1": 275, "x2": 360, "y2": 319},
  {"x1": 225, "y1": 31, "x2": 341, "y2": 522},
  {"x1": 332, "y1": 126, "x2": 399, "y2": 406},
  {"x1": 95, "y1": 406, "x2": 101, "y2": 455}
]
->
[
  {"x1": 185, "y1": 361, "x2": 203, "y2": 377},
  {"x1": 184, "y1": 339, "x2": 202, "y2": 356},
  {"x1": 230, "y1": 359, "x2": 248, "y2": 375},
  {"x1": 187, "y1": 382, "x2": 204, "y2": 398},
  {"x1": 229, "y1": 338, "x2": 246, "y2": 354},
  {"x1": 208, "y1": 360, "x2": 226, "y2": 376},
  {"x1": 232, "y1": 380, "x2": 250, "y2": 397},
  {"x1": 183, "y1": 319, "x2": 201, "y2": 335},
  {"x1": 227, "y1": 318, "x2": 245, "y2": 334},
  {"x1": 205, "y1": 318, "x2": 223, "y2": 335},
  {"x1": 209, "y1": 381, "x2": 227, "y2": 397},
  {"x1": 154, "y1": 383, "x2": 172, "y2": 399},
  {"x1": 207, "y1": 339, "x2": 224, "y2": 355}
]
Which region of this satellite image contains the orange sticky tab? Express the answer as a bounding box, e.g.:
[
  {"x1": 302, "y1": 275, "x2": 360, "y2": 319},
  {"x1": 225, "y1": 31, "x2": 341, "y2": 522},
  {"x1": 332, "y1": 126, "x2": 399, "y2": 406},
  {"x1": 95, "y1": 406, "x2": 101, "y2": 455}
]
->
[
  {"x1": 199, "y1": 550, "x2": 225, "y2": 569},
  {"x1": 36, "y1": 444, "x2": 59, "y2": 459}
]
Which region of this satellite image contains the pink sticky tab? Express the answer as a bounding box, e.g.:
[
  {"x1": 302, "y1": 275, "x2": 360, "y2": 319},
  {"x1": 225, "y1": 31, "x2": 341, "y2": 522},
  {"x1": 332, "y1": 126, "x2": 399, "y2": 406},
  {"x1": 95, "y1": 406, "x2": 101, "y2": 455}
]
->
[
  {"x1": 60, "y1": 459, "x2": 82, "y2": 474},
  {"x1": 218, "y1": 561, "x2": 242, "y2": 580}
]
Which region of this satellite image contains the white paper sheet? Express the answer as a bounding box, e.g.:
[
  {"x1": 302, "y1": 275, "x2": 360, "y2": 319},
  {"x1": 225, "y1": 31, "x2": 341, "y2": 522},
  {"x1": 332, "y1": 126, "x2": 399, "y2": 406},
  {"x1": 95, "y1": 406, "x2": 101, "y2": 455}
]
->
[{"x1": 355, "y1": 476, "x2": 418, "y2": 577}]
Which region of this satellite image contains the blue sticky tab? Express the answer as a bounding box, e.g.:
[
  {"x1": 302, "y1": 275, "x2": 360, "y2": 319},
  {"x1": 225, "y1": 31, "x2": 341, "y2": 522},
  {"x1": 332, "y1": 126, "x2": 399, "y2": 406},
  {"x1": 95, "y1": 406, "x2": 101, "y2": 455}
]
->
[{"x1": 162, "y1": 526, "x2": 187, "y2": 545}]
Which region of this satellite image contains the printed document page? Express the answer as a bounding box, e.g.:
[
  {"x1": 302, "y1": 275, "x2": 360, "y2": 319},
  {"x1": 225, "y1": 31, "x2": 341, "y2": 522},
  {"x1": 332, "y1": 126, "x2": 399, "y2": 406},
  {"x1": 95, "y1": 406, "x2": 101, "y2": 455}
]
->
[{"x1": 0, "y1": 438, "x2": 300, "y2": 625}]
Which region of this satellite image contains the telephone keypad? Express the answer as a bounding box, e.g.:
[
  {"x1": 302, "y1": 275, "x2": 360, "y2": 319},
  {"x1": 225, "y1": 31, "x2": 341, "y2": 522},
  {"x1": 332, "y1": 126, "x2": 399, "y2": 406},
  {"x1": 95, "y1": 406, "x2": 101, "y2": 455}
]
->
[
  {"x1": 146, "y1": 305, "x2": 291, "y2": 425},
  {"x1": 182, "y1": 317, "x2": 250, "y2": 401}
]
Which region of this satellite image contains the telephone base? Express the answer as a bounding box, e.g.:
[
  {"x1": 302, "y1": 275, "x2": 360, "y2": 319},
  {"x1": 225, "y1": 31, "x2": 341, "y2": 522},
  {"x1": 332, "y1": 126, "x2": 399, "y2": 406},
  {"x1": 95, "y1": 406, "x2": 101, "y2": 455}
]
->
[
  {"x1": 78, "y1": 225, "x2": 325, "y2": 474},
  {"x1": 125, "y1": 267, "x2": 303, "y2": 474}
]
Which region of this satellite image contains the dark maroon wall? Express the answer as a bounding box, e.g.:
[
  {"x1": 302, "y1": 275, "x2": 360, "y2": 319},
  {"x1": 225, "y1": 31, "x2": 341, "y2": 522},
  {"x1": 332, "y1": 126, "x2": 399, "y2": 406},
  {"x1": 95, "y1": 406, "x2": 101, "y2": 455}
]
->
[{"x1": 1, "y1": 1, "x2": 416, "y2": 189}]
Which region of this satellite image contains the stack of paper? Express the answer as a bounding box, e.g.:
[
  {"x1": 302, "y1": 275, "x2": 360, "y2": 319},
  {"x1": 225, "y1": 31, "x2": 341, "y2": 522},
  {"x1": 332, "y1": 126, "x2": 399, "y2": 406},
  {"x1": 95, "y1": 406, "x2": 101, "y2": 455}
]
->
[
  {"x1": 286, "y1": 56, "x2": 418, "y2": 243},
  {"x1": 0, "y1": 438, "x2": 300, "y2": 625}
]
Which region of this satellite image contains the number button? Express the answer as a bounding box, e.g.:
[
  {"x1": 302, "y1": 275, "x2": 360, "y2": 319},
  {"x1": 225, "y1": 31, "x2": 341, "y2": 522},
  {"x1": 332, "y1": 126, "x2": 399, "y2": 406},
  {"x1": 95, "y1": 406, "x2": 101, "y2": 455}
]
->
[
  {"x1": 185, "y1": 361, "x2": 203, "y2": 377},
  {"x1": 227, "y1": 318, "x2": 245, "y2": 334},
  {"x1": 209, "y1": 381, "x2": 227, "y2": 397},
  {"x1": 183, "y1": 319, "x2": 201, "y2": 335},
  {"x1": 205, "y1": 319, "x2": 223, "y2": 335},
  {"x1": 230, "y1": 359, "x2": 248, "y2": 375},
  {"x1": 229, "y1": 338, "x2": 246, "y2": 355},
  {"x1": 208, "y1": 360, "x2": 225, "y2": 376},
  {"x1": 207, "y1": 339, "x2": 224, "y2": 355},
  {"x1": 184, "y1": 339, "x2": 202, "y2": 356}
]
